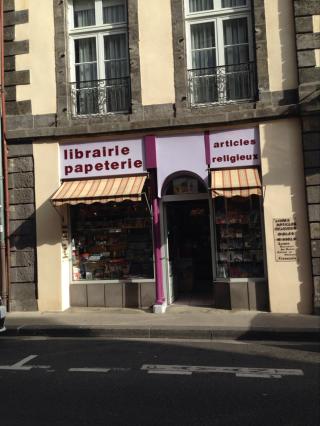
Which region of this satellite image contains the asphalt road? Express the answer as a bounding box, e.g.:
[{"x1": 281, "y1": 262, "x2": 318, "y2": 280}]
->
[{"x1": 0, "y1": 337, "x2": 319, "y2": 426}]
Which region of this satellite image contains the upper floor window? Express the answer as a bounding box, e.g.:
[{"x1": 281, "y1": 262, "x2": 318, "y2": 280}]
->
[
  {"x1": 69, "y1": 0, "x2": 130, "y2": 116},
  {"x1": 185, "y1": 0, "x2": 255, "y2": 105}
]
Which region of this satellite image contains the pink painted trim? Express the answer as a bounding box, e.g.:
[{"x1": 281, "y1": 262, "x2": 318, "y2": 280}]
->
[
  {"x1": 204, "y1": 131, "x2": 211, "y2": 165},
  {"x1": 152, "y1": 197, "x2": 165, "y2": 304},
  {"x1": 144, "y1": 135, "x2": 157, "y2": 169}
]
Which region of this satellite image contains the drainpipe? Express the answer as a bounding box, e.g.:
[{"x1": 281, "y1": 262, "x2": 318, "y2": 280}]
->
[{"x1": 0, "y1": 0, "x2": 10, "y2": 310}]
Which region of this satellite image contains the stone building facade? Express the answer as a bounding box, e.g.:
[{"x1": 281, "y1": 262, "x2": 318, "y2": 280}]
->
[
  {"x1": 1, "y1": 0, "x2": 317, "y2": 314},
  {"x1": 294, "y1": 0, "x2": 320, "y2": 315}
]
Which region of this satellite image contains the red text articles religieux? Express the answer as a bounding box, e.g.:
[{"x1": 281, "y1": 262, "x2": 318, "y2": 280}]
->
[
  {"x1": 211, "y1": 138, "x2": 259, "y2": 164},
  {"x1": 63, "y1": 146, "x2": 143, "y2": 176}
]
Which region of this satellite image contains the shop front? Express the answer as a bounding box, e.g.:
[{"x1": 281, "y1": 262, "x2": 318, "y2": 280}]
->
[
  {"x1": 51, "y1": 138, "x2": 157, "y2": 308},
  {"x1": 39, "y1": 120, "x2": 311, "y2": 313},
  {"x1": 155, "y1": 129, "x2": 268, "y2": 311}
]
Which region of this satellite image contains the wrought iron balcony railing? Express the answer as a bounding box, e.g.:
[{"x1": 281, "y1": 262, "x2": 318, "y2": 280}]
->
[
  {"x1": 188, "y1": 62, "x2": 256, "y2": 106},
  {"x1": 70, "y1": 77, "x2": 131, "y2": 116}
]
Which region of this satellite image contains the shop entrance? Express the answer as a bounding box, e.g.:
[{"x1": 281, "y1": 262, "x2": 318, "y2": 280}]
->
[{"x1": 165, "y1": 199, "x2": 213, "y2": 306}]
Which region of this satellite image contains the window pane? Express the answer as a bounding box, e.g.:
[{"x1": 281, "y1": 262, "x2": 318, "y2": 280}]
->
[
  {"x1": 191, "y1": 22, "x2": 216, "y2": 68},
  {"x1": 74, "y1": 0, "x2": 95, "y2": 27},
  {"x1": 223, "y1": 18, "x2": 248, "y2": 64},
  {"x1": 75, "y1": 38, "x2": 97, "y2": 64},
  {"x1": 71, "y1": 203, "x2": 154, "y2": 280},
  {"x1": 191, "y1": 22, "x2": 215, "y2": 50},
  {"x1": 104, "y1": 34, "x2": 129, "y2": 78},
  {"x1": 103, "y1": 0, "x2": 126, "y2": 24},
  {"x1": 189, "y1": 0, "x2": 213, "y2": 12},
  {"x1": 215, "y1": 196, "x2": 264, "y2": 279},
  {"x1": 221, "y1": 0, "x2": 246, "y2": 8}
]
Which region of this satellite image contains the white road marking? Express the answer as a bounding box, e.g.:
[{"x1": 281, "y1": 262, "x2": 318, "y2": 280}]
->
[
  {"x1": 69, "y1": 368, "x2": 111, "y2": 373},
  {"x1": 148, "y1": 370, "x2": 192, "y2": 375},
  {"x1": 141, "y1": 364, "x2": 304, "y2": 378},
  {"x1": 0, "y1": 355, "x2": 51, "y2": 371},
  {"x1": 236, "y1": 373, "x2": 282, "y2": 379}
]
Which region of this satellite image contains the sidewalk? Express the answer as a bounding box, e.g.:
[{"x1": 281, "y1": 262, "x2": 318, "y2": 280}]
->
[{"x1": 3, "y1": 305, "x2": 320, "y2": 341}]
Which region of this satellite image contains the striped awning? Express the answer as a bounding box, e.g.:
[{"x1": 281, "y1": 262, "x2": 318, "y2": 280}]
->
[
  {"x1": 51, "y1": 175, "x2": 147, "y2": 206},
  {"x1": 211, "y1": 168, "x2": 262, "y2": 198}
]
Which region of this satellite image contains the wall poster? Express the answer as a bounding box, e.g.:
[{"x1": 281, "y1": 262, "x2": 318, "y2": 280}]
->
[{"x1": 273, "y1": 218, "x2": 297, "y2": 262}]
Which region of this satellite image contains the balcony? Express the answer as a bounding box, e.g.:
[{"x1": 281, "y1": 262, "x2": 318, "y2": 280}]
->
[
  {"x1": 70, "y1": 77, "x2": 131, "y2": 116},
  {"x1": 188, "y1": 62, "x2": 256, "y2": 106}
]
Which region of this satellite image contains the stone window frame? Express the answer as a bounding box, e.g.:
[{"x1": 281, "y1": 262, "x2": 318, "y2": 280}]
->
[
  {"x1": 68, "y1": 0, "x2": 130, "y2": 116},
  {"x1": 171, "y1": 0, "x2": 270, "y2": 114},
  {"x1": 53, "y1": 0, "x2": 142, "y2": 126}
]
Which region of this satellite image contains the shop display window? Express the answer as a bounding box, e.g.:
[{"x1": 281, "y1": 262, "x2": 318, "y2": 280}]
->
[
  {"x1": 214, "y1": 195, "x2": 264, "y2": 278},
  {"x1": 70, "y1": 202, "x2": 154, "y2": 281}
]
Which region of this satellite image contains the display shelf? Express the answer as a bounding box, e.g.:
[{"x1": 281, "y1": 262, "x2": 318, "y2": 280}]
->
[
  {"x1": 71, "y1": 203, "x2": 154, "y2": 281},
  {"x1": 214, "y1": 196, "x2": 264, "y2": 279}
]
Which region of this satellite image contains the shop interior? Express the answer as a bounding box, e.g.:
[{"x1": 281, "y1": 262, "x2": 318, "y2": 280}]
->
[{"x1": 166, "y1": 200, "x2": 213, "y2": 306}]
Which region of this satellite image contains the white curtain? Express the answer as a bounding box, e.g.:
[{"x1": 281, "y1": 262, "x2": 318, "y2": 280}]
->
[
  {"x1": 104, "y1": 34, "x2": 129, "y2": 111},
  {"x1": 104, "y1": 34, "x2": 128, "y2": 78},
  {"x1": 103, "y1": 0, "x2": 126, "y2": 24},
  {"x1": 75, "y1": 38, "x2": 98, "y2": 82},
  {"x1": 223, "y1": 18, "x2": 249, "y2": 65},
  {"x1": 222, "y1": 0, "x2": 246, "y2": 8},
  {"x1": 190, "y1": 22, "x2": 217, "y2": 103},
  {"x1": 189, "y1": 0, "x2": 213, "y2": 12},
  {"x1": 75, "y1": 38, "x2": 98, "y2": 114},
  {"x1": 74, "y1": 0, "x2": 95, "y2": 27},
  {"x1": 223, "y1": 18, "x2": 250, "y2": 100},
  {"x1": 191, "y1": 22, "x2": 216, "y2": 69}
]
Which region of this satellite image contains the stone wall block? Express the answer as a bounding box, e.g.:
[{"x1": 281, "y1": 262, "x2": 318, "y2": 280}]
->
[
  {"x1": 4, "y1": 40, "x2": 29, "y2": 57},
  {"x1": 5, "y1": 86, "x2": 16, "y2": 101},
  {"x1": 307, "y1": 186, "x2": 320, "y2": 204},
  {"x1": 299, "y1": 68, "x2": 320, "y2": 85},
  {"x1": 9, "y1": 172, "x2": 34, "y2": 189},
  {"x1": 4, "y1": 25, "x2": 14, "y2": 41},
  {"x1": 10, "y1": 234, "x2": 36, "y2": 251},
  {"x1": 297, "y1": 50, "x2": 316, "y2": 67},
  {"x1": 10, "y1": 219, "x2": 35, "y2": 235},
  {"x1": 308, "y1": 204, "x2": 320, "y2": 222},
  {"x1": 303, "y1": 133, "x2": 320, "y2": 150},
  {"x1": 5, "y1": 70, "x2": 30, "y2": 87},
  {"x1": 10, "y1": 299, "x2": 38, "y2": 312},
  {"x1": 9, "y1": 204, "x2": 35, "y2": 220},
  {"x1": 6, "y1": 100, "x2": 32, "y2": 115},
  {"x1": 312, "y1": 258, "x2": 320, "y2": 276},
  {"x1": 310, "y1": 223, "x2": 320, "y2": 239},
  {"x1": 305, "y1": 169, "x2": 320, "y2": 186},
  {"x1": 9, "y1": 188, "x2": 34, "y2": 205},
  {"x1": 304, "y1": 151, "x2": 320, "y2": 168},
  {"x1": 294, "y1": 0, "x2": 320, "y2": 17},
  {"x1": 4, "y1": 10, "x2": 29, "y2": 26},
  {"x1": 11, "y1": 250, "x2": 35, "y2": 268},
  {"x1": 4, "y1": 0, "x2": 15, "y2": 12},
  {"x1": 8, "y1": 156, "x2": 33, "y2": 173},
  {"x1": 10, "y1": 283, "x2": 37, "y2": 299},
  {"x1": 4, "y1": 55, "x2": 15, "y2": 71},
  {"x1": 10, "y1": 266, "x2": 35, "y2": 283},
  {"x1": 311, "y1": 240, "x2": 320, "y2": 257},
  {"x1": 295, "y1": 16, "x2": 313, "y2": 33}
]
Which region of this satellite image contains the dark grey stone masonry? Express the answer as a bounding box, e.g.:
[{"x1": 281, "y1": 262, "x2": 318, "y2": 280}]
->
[
  {"x1": 3, "y1": 1, "x2": 30, "y2": 116},
  {"x1": 8, "y1": 142, "x2": 37, "y2": 311},
  {"x1": 294, "y1": 0, "x2": 320, "y2": 314}
]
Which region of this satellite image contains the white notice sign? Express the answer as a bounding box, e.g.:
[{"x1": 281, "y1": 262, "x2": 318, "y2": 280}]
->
[
  {"x1": 60, "y1": 139, "x2": 145, "y2": 179},
  {"x1": 210, "y1": 128, "x2": 260, "y2": 168},
  {"x1": 273, "y1": 218, "x2": 297, "y2": 262}
]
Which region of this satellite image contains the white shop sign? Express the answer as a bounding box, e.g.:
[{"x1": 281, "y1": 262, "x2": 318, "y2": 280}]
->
[
  {"x1": 60, "y1": 139, "x2": 146, "y2": 179},
  {"x1": 210, "y1": 128, "x2": 260, "y2": 168}
]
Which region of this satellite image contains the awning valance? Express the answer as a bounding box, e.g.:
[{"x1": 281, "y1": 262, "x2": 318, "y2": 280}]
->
[
  {"x1": 211, "y1": 168, "x2": 262, "y2": 198},
  {"x1": 51, "y1": 175, "x2": 147, "y2": 206}
]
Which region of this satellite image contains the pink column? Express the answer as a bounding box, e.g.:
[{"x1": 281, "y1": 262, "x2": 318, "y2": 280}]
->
[
  {"x1": 144, "y1": 136, "x2": 164, "y2": 305},
  {"x1": 152, "y1": 191, "x2": 165, "y2": 305}
]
